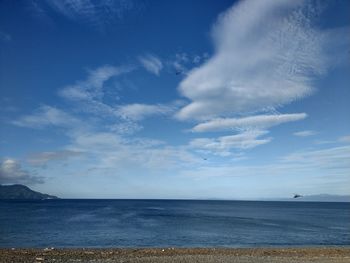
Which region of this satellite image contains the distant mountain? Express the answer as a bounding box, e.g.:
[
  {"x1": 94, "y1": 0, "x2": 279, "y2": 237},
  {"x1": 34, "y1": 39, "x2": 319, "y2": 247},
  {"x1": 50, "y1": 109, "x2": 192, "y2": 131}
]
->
[
  {"x1": 276, "y1": 194, "x2": 350, "y2": 202},
  {"x1": 0, "y1": 184, "x2": 58, "y2": 200},
  {"x1": 294, "y1": 194, "x2": 350, "y2": 202}
]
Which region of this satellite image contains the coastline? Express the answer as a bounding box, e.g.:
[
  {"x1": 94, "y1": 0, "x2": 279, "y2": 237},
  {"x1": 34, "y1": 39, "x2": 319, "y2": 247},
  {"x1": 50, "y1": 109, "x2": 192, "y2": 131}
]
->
[{"x1": 1, "y1": 247, "x2": 350, "y2": 263}]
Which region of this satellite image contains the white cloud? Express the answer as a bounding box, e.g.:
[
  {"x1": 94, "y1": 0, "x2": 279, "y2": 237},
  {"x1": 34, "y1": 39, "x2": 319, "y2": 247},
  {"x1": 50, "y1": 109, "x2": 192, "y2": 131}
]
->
[
  {"x1": 192, "y1": 113, "x2": 307, "y2": 132},
  {"x1": 176, "y1": 0, "x2": 333, "y2": 120},
  {"x1": 293, "y1": 130, "x2": 316, "y2": 137},
  {"x1": 190, "y1": 130, "x2": 270, "y2": 156},
  {"x1": 12, "y1": 105, "x2": 81, "y2": 129},
  {"x1": 117, "y1": 103, "x2": 176, "y2": 121},
  {"x1": 0, "y1": 159, "x2": 43, "y2": 184},
  {"x1": 139, "y1": 54, "x2": 163, "y2": 75}
]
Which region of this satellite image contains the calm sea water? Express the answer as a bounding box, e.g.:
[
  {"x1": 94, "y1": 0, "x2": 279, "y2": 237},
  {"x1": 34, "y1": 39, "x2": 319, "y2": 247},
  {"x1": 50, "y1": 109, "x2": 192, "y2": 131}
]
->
[{"x1": 0, "y1": 200, "x2": 349, "y2": 248}]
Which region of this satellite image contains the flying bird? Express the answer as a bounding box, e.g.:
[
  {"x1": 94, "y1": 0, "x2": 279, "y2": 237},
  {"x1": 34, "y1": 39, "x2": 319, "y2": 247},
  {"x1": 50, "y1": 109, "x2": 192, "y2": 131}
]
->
[{"x1": 293, "y1": 194, "x2": 302, "y2": 199}]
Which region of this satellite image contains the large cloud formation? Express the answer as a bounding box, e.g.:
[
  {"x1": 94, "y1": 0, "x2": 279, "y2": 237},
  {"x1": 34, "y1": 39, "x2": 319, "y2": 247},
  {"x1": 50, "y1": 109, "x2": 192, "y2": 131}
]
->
[{"x1": 176, "y1": 0, "x2": 329, "y2": 121}]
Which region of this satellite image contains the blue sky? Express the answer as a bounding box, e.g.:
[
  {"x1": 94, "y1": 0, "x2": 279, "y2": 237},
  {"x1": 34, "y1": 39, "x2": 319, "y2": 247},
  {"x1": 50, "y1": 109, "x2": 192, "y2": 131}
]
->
[{"x1": 0, "y1": 0, "x2": 349, "y2": 199}]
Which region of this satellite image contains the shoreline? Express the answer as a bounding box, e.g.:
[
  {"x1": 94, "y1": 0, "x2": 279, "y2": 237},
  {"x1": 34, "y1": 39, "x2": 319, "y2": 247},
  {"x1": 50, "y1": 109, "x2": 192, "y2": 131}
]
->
[{"x1": 1, "y1": 247, "x2": 350, "y2": 263}]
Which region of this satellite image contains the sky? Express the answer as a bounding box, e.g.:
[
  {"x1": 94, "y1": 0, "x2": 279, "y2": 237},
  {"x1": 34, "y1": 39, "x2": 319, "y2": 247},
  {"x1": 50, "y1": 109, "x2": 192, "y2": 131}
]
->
[{"x1": 0, "y1": 0, "x2": 349, "y2": 199}]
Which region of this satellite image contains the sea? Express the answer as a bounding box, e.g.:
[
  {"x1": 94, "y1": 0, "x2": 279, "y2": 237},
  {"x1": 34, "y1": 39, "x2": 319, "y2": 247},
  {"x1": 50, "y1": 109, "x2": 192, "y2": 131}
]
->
[{"x1": 0, "y1": 200, "x2": 349, "y2": 248}]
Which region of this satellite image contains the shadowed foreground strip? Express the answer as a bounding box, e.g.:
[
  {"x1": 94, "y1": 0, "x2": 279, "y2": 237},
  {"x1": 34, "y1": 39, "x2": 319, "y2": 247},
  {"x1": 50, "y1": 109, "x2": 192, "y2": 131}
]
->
[{"x1": 1, "y1": 248, "x2": 350, "y2": 263}]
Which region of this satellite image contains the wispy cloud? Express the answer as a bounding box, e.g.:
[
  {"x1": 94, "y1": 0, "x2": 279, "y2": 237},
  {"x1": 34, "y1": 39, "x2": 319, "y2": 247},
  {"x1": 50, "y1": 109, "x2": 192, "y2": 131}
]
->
[
  {"x1": 30, "y1": 0, "x2": 138, "y2": 30},
  {"x1": 313, "y1": 135, "x2": 350, "y2": 146},
  {"x1": 108, "y1": 121, "x2": 142, "y2": 135},
  {"x1": 59, "y1": 65, "x2": 136, "y2": 121},
  {"x1": 13, "y1": 63, "x2": 177, "y2": 137},
  {"x1": 117, "y1": 103, "x2": 176, "y2": 121},
  {"x1": 293, "y1": 130, "x2": 317, "y2": 137},
  {"x1": 190, "y1": 130, "x2": 271, "y2": 156},
  {"x1": 192, "y1": 113, "x2": 307, "y2": 132},
  {"x1": 139, "y1": 54, "x2": 163, "y2": 75},
  {"x1": 172, "y1": 53, "x2": 189, "y2": 75},
  {"x1": 170, "y1": 52, "x2": 209, "y2": 75},
  {"x1": 339, "y1": 135, "x2": 350, "y2": 143},
  {"x1": 27, "y1": 150, "x2": 83, "y2": 166},
  {"x1": 180, "y1": 145, "x2": 350, "y2": 196},
  {"x1": 189, "y1": 145, "x2": 350, "y2": 179},
  {"x1": 65, "y1": 131, "x2": 200, "y2": 175},
  {"x1": 176, "y1": 0, "x2": 340, "y2": 121},
  {"x1": 59, "y1": 65, "x2": 132, "y2": 102},
  {"x1": 57, "y1": 64, "x2": 179, "y2": 132},
  {"x1": 10, "y1": 60, "x2": 198, "y2": 178},
  {"x1": 0, "y1": 159, "x2": 43, "y2": 184},
  {"x1": 0, "y1": 31, "x2": 11, "y2": 42},
  {"x1": 13, "y1": 106, "x2": 197, "y2": 177},
  {"x1": 281, "y1": 145, "x2": 350, "y2": 170},
  {"x1": 12, "y1": 105, "x2": 81, "y2": 129}
]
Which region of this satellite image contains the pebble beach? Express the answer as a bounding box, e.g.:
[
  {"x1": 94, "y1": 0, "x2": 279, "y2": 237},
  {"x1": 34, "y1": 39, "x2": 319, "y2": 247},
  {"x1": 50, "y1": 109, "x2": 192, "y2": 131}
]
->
[{"x1": 1, "y1": 247, "x2": 350, "y2": 263}]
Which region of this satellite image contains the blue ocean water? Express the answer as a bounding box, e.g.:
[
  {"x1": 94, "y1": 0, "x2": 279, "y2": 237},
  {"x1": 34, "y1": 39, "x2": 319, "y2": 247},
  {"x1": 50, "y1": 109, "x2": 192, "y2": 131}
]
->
[{"x1": 0, "y1": 200, "x2": 349, "y2": 248}]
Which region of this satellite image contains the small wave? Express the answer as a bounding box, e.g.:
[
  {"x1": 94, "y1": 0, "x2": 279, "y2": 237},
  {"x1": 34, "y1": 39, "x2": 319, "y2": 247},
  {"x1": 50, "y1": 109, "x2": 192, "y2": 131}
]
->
[
  {"x1": 147, "y1": 207, "x2": 166, "y2": 211},
  {"x1": 329, "y1": 226, "x2": 348, "y2": 230}
]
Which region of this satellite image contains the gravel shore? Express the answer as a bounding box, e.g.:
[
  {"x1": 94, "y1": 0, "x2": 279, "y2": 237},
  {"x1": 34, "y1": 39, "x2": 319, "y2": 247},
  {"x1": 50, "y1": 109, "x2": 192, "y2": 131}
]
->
[{"x1": 1, "y1": 248, "x2": 350, "y2": 263}]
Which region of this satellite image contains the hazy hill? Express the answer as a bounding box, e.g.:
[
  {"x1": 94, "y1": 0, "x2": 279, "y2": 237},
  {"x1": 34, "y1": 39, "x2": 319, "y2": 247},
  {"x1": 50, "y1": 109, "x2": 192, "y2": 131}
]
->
[
  {"x1": 293, "y1": 194, "x2": 350, "y2": 202},
  {"x1": 275, "y1": 194, "x2": 350, "y2": 202},
  {"x1": 0, "y1": 184, "x2": 58, "y2": 200}
]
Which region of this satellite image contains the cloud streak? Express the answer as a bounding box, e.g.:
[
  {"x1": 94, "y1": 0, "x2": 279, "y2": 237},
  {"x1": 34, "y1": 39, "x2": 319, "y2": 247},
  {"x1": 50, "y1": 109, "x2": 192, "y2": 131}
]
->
[
  {"x1": 117, "y1": 103, "x2": 177, "y2": 121},
  {"x1": 12, "y1": 105, "x2": 81, "y2": 129},
  {"x1": 139, "y1": 54, "x2": 163, "y2": 75},
  {"x1": 293, "y1": 130, "x2": 317, "y2": 137},
  {"x1": 27, "y1": 150, "x2": 83, "y2": 166},
  {"x1": 192, "y1": 113, "x2": 307, "y2": 133},
  {"x1": 339, "y1": 135, "x2": 350, "y2": 144},
  {"x1": 190, "y1": 130, "x2": 271, "y2": 156}
]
